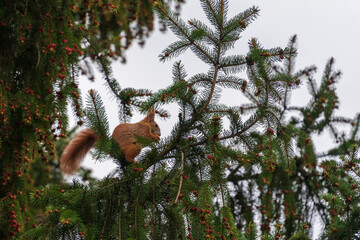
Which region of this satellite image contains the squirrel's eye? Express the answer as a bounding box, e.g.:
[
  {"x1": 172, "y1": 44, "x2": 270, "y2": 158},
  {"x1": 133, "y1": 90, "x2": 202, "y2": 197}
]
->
[{"x1": 155, "y1": 124, "x2": 158, "y2": 127}]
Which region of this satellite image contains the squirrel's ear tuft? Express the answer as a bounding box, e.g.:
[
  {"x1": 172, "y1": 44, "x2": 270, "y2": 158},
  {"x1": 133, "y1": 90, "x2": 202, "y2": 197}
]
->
[{"x1": 145, "y1": 108, "x2": 155, "y2": 121}]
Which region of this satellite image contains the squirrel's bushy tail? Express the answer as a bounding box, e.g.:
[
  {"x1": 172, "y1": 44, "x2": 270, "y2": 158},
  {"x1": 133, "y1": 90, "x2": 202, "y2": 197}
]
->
[{"x1": 60, "y1": 129, "x2": 98, "y2": 174}]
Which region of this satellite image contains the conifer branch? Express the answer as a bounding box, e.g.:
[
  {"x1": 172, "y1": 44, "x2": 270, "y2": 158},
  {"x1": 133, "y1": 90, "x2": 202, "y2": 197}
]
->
[
  {"x1": 228, "y1": 171, "x2": 260, "y2": 182},
  {"x1": 223, "y1": 37, "x2": 240, "y2": 45},
  {"x1": 197, "y1": 60, "x2": 220, "y2": 114},
  {"x1": 265, "y1": 109, "x2": 282, "y2": 126},
  {"x1": 89, "y1": 89, "x2": 105, "y2": 137},
  {"x1": 324, "y1": 172, "x2": 349, "y2": 200},
  {"x1": 118, "y1": 196, "x2": 122, "y2": 240},
  {"x1": 43, "y1": 222, "x2": 54, "y2": 240},
  {"x1": 189, "y1": 21, "x2": 223, "y2": 115},
  {"x1": 219, "y1": 176, "x2": 226, "y2": 207},
  {"x1": 134, "y1": 198, "x2": 138, "y2": 239},
  {"x1": 245, "y1": 92, "x2": 261, "y2": 108},
  {"x1": 84, "y1": 37, "x2": 122, "y2": 99},
  {"x1": 219, "y1": 58, "x2": 247, "y2": 71},
  {"x1": 160, "y1": 41, "x2": 192, "y2": 62},
  {"x1": 297, "y1": 168, "x2": 329, "y2": 224},
  {"x1": 100, "y1": 192, "x2": 112, "y2": 239},
  {"x1": 239, "y1": 135, "x2": 252, "y2": 151},
  {"x1": 223, "y1": 7, "x2": 259, "y2": 37},
  {"x1": 350, "y1": 168, "x2": 360, "y2": 180},
  {"x1": 173, "y1": 61, "x2": 185, "y2": 82},
  {"x1": 160, "y1": 203, "x2": 184, "y2": 238},
  {"x1": 151, "y1": 164, "x2": 156, "y2": 239},
  {"x1": 174, "y1": 149, "x2": 185, "y2": 205},
  {"x1": 183, "y1": 114, "x2": 262, "y2": 149},
  {"x1": 269, "y1": 84, "x2": 283, "y2": 102},
  {"x1": 216, "y1": 78, "x2": 246, "y2": 88},
  {"x1": 220, "y1": 115, "x2": 262, "y2": 140},
  {"x1": 198, "y1": 158, "x2": 203, "y2": 182},
  {"x1": 155, "y1": 4, "x2": 216, "y2": 64},
  {"x1": 35, "y1": 43, "x2": 40, "y2": 69},
  {"x1": 188, "y1": 20, "x2": 217, "y2": 45},
  {"x1": 205, "y1": 0, "x2": 222, "y2": 28},
  {"x1": 282, "y1": 134, "x2": 291, "y2": 170}
]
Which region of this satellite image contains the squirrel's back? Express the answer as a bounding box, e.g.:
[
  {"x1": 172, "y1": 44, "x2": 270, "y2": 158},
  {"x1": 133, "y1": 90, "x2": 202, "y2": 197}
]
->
[
  {"x1": 60, "y1": 129, "x2": 98, "y2": 174},
  {"x1": 59, "y1": 108, "x2": 160, "y2": 174}
]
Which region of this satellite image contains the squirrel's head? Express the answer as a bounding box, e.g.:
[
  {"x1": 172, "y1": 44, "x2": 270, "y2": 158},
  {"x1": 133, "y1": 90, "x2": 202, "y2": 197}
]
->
[{"x1": 145, "y1": 108, "x2": 161, "y2": 137}]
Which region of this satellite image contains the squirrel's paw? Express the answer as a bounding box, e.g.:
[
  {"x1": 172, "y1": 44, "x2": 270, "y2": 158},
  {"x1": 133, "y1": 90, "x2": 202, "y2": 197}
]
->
[{"x1": 153, "y1": 135, "x2": 160, "y2": 142}]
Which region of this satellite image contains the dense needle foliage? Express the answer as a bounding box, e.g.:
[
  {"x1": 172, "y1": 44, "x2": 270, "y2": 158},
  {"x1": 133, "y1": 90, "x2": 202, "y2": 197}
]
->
[
  {"x1": 0, "y1": 0, "x2": 183, "y2": 238},
  {"x1": 1, "y1": 0, "x2": 360, "y2": 239}
]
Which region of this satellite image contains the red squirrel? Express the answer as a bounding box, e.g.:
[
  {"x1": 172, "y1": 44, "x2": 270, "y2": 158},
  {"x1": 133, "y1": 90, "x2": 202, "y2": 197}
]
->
[{"x1": 60, "y1": 108, "x2": 161, "y2": 174}]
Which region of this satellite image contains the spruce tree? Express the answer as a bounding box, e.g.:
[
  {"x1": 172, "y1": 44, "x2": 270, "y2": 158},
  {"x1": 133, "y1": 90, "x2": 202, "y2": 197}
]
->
[
  {"x1": 17, "y1": 0, "x2": 360, "y2": 239},
  {"x1": 0, "y1": 0, "x2": 183, "y2": 238}
]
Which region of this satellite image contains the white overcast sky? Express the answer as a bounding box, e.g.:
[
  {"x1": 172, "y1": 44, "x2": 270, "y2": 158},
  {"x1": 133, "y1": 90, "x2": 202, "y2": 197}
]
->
[
  {"x1": 73, "y1": 1, "x2": 360, "y2": 238},
  {"x1": 76, "y1": 0, "x2": 360, "y2": 177}
]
